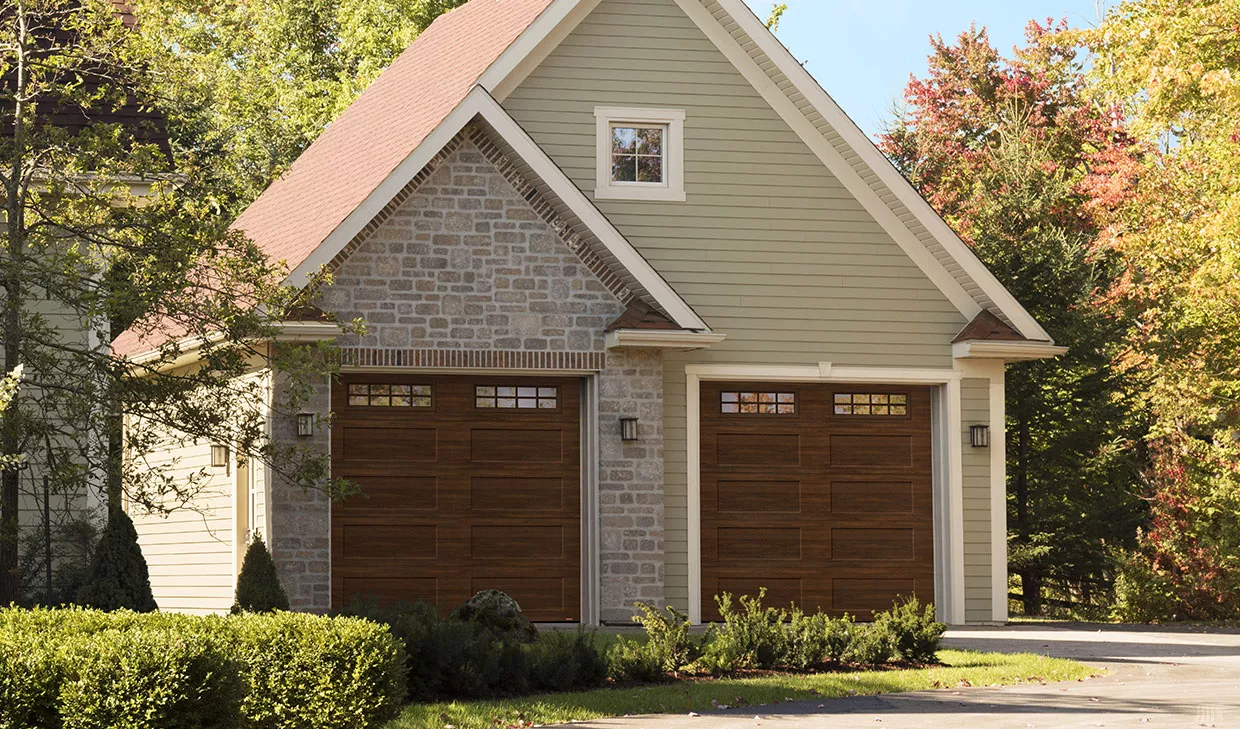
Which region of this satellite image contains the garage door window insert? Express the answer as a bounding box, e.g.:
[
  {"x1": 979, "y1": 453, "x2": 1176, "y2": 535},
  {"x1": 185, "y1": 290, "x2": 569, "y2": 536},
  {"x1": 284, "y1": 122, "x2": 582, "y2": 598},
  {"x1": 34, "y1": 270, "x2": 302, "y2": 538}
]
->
[
  {"x1": 833, "y1": 393, "x2": 908, "y2": 416},
  {"x1": 475, "y1": 385, "x2": 559, "y2": 410},
  {"x1": 347, "y1": 383, "x2": 432, "y2": 407},
  {"x1": 720, "y1": 391, "x2": 797, "y2": 415}
]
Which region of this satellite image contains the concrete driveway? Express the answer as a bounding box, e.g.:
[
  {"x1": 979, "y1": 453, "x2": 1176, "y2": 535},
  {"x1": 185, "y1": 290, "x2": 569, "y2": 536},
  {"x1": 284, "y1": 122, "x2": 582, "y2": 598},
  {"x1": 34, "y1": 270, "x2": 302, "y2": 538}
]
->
[{"x1": 566, "y1": 624, "x2": 1240, "y2": 728}]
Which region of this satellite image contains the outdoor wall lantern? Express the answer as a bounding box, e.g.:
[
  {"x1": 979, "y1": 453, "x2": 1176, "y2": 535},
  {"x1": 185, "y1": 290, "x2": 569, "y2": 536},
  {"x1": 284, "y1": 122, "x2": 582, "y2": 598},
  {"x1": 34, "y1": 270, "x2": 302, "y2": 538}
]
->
[
  {"x1": 210, "y1": 444, "x2": 230, "y2": 468},
  {"x1": 970, "y1": 424, "x2": 991, "y2": 449},
  {"x1": 620, "y1": 416, "x2": 640, "y2": 442},
  {"x1": 296, "y1": 413, "x2": 315, "y2": 437}
]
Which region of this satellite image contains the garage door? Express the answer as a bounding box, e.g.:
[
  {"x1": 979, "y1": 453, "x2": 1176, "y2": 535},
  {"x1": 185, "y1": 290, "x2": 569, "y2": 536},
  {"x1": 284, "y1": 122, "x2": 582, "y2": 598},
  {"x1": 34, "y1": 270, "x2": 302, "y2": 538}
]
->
[
  {"x1": 331, "y1": 375, "x2": 581, "y2": 622},
  {"x1": 700, "y1": 382, "x2": 934, "y2": 620}
]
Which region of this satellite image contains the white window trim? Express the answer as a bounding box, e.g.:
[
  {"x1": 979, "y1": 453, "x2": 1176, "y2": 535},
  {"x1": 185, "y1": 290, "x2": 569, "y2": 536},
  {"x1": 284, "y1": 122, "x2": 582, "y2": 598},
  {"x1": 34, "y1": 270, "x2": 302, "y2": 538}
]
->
[
  {"x1": 594, "y1": 106, "x2": 686, "y2": 202},
  {"x1": 684, "y1": 362, "x2": 967, "y2": 626}
]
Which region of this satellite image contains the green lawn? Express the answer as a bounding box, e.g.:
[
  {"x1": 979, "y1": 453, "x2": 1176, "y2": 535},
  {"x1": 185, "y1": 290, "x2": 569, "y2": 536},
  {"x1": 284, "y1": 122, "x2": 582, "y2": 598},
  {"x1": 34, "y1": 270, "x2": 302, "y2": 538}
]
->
[{"x1": 386, "y1": 649, "x2": 1098, "y2": 729}]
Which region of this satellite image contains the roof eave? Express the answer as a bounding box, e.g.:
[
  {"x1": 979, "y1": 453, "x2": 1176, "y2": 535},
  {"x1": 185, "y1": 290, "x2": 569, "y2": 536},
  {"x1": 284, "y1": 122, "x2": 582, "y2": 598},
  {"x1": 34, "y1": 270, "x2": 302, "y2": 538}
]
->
[
  {"x1": 605, "y1": 329, "x2": 727, "y2": 351},
  {"x1": 953, "y1": 340, "x2": 1068, "y2": 362}
]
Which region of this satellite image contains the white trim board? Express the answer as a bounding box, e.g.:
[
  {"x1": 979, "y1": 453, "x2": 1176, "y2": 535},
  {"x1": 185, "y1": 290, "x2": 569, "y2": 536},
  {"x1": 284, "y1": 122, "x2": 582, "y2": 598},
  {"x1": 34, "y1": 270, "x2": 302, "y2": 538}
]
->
[
  {"x1": 285, "y1": 86, "x2": 708, "y2": 332},
  {"x1": 478, "y1": 0, "x2": 1052, "y2": 343},
  {"x1": 684, "y1": 363, "x2": 967, "y2": 625}
]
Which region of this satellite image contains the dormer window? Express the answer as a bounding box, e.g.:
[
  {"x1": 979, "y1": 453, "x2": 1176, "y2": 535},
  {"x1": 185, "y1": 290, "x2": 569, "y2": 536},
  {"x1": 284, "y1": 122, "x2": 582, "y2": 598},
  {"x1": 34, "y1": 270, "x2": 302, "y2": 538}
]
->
[{"x1": 594, "y1": 107, "x2": 685, "y2": 202}]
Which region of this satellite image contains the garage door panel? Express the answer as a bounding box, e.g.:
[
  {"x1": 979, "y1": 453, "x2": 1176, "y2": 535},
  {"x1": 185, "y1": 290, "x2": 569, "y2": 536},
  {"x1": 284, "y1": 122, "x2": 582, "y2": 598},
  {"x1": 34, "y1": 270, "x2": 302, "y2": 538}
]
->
[
  {"x1": 716, "y1": 479, "x2": 802, "y2": 513},
  {"x1": 334, "y1": 476, "x2": 439, "y2": 513},
  {"x1": 332, "y1": 375, "x2": 582, "y2": 621},
  {"x1": 714, "y1": 432, "x2": 802, "y2": 467},
  {"x1": 471, "y1": 428, "x2": 565, "y2": 462},
  {"x1": 340, "y1": 577, "x2": 440, "y2": 607},
  {"x1": 471, "y1": 477, "x2": 566, "y2": 511},
  {"x1": 702, "y1": 382, "x2": 934, "y2": 621},
  {"x1": 831, "y1": 479, "x2": 914, "y2": 514},
  {"x1": 341, "y1": 426, "x2": 439, "y2": 463}
]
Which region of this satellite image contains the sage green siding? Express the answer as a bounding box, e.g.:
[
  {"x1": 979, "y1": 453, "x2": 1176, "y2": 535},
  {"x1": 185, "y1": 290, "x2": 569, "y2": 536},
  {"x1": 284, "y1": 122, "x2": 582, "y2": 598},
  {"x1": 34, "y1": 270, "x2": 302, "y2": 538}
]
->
[
  {"x1": 961, "y1": 378, "x2": 993, "y2": 623},
  {"x1": 504, "y1": 0, "x2": 977, "y2": 613}
]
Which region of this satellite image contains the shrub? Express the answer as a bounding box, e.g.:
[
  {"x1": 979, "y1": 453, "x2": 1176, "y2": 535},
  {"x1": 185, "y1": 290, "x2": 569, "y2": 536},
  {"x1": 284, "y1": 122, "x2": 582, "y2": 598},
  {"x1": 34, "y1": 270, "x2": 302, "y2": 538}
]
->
[
  {"x1": 233, "y1": 536, "x2": 289, "y2": 613},
  {"x1": 605, "y1": 638, "x2": 664, "y2": 684},
  {"x1": 58, "y1": 626, "x2": 243, "y2": 729},
  {"x1": 75, "y1": 509, "x2": 157, "y2": 612},
  {"x1": 341, "y1": 598, "x2": 607, "y2": 701},
  {"x1": 1111, "y1": 548, "x2": 1181, "y2": 622},
  {"x1": 872, "y1": 597, "x2": 944, "y2": 663},
  {"x1": 699, "y1": 590, "x2": 789, "y2": 674},
  {"x1": 230, "y1": 612, "x2": 406, "y2": 729},
  {"x1": 449, "y1": 589, "x2": 537, "y2": 642},
  {"x1": 785, "y1": 608, "x2": 841, "y2": 670},
  {"x1": 631, "y1": 602, "x2": 694, "y2": 672},
  {"x1": 525, "y1": 630, "x2": 608, "y2": 692},
  {"x1": 0, "y1": 607, "x2": 405, "y2": 729},
  {"x1": 843, "y1": 623, "x2": 897, "y2": 665}
]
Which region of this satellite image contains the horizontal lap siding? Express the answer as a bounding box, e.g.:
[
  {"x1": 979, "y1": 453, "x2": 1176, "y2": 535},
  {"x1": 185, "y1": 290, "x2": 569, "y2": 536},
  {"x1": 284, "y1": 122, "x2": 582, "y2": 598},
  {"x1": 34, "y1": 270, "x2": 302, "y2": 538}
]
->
[
  {"x1": 131, "y1": 438, "x2": 234, "y2": 615},
  {"x1": 961, "y1": 378, "x2": 992, "y2": 623},
  {"x1": 504, "y1": 0, "x2": 966, "y2": 610}
]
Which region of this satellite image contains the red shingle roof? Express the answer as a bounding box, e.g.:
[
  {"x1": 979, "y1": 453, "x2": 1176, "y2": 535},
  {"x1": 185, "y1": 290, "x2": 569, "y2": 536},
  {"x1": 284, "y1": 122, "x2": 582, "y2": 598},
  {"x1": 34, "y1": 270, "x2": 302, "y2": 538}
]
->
[
  {"x1": 231, "y1": 0, "x2": 554, "y2": 273},
  {"x1": 952, "y1": 310, "x2": 1029, "y2": 343}
]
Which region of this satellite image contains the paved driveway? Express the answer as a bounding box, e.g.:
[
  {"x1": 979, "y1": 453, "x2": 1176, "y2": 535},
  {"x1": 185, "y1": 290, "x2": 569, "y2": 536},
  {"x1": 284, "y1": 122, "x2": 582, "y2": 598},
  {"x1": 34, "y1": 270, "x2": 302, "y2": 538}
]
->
[{"x1": 567, "y1": 624, "x2": 1240, "y2": 729}]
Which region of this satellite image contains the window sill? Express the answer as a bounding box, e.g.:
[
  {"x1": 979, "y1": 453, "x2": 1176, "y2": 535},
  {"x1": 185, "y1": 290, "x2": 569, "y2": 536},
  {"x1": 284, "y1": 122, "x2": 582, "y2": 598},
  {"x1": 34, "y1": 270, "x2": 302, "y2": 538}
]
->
[{"x1": 593, "y1": 185, "x2": 686, "y2": 202}]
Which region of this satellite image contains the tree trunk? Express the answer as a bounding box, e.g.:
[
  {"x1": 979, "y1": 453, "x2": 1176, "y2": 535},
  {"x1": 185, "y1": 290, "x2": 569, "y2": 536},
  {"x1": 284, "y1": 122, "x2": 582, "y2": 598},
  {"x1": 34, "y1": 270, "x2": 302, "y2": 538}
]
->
[
  {"x1": 1014, "y1": 410, "x2": 1042, "y2": 615},
  {"x1": 0, "y1": 10, "x2": 29, "y2": 604}
]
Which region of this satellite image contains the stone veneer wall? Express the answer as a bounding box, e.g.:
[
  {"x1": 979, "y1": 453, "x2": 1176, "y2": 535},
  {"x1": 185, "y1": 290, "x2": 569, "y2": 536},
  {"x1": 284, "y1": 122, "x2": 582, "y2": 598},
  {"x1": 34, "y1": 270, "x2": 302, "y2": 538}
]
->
[
  {"x1": 598, "y1": 348, "x2": 665, "y2": 623},
  {"x1": 269, "y1": 370, "x2": 332, "y2": 613},
  {"x1": 268, "y1": 128, "x2": 667, "y2": 620}
]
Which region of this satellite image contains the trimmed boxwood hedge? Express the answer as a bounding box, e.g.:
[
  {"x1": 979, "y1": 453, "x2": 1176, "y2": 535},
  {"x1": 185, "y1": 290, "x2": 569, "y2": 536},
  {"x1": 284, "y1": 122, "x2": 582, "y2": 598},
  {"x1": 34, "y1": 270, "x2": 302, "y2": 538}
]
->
[{"x1": 0, "y1": 607, "x2": 406, "y2": 729}]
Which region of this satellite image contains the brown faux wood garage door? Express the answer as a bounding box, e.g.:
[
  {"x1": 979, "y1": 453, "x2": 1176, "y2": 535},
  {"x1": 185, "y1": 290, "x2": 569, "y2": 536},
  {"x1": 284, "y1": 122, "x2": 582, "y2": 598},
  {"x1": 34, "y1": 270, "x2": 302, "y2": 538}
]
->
[
  {"x1": 700, "y1": 382, "x2": 934, "y2": 620},
  {"x1": 331, "y1": 375, "x2": 581, "y2": 622}
]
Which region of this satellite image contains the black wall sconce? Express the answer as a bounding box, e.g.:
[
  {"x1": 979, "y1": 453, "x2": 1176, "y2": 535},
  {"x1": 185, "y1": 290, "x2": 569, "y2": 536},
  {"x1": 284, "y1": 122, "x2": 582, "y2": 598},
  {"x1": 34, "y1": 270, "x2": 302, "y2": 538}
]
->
[
  {"x1": 970, "y1": 424, "x2": 991, "y2": 448},
  {"x1": 296, "y1": 413, "x2": 315, "y2": 437},
  {"x1": 210, "y1": 444, "x2": 230, "y2": 468},
  {"x1": 620, "y1": 416, "x2": 640, "y2": 442}
]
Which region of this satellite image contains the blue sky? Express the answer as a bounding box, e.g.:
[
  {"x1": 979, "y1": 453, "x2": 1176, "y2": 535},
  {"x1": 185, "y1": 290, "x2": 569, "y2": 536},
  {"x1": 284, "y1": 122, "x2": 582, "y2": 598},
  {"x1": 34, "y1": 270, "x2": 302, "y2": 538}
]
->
[{"x1": 741, "y1": 0, "x2": 1106, "y2": 140}]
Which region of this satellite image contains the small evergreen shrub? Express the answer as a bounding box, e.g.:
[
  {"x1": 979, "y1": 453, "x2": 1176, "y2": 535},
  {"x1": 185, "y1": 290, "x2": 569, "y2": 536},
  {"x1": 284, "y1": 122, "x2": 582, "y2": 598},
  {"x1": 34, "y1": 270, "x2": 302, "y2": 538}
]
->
[
  {"x1": 340, "y1": 598, "x2": 607, "y2": 701},
  {"x1": 75, "y1": 509, "x2": 157, "y2": 612},
  {"x1": 605, "y1": 638, "x2": 664, "y2": 683},
  {"x1": 786, "y1": 608, "x2": 832, "y2": 669},
  {"x1": 232, "y1": 536, "x2": 289, "y2": 613},
  {"x1": 631, "y1": 601, "x2": 694, "y2": 672},
  {"x1": 842, "y1": 623, "x2": 897, "y2": 665},
  {"x1": 698, "y1": 590, "x2": 790, "y2": 674},
  {"x1": 872, "y1": 596, "x2": 944, "y2": 663}
]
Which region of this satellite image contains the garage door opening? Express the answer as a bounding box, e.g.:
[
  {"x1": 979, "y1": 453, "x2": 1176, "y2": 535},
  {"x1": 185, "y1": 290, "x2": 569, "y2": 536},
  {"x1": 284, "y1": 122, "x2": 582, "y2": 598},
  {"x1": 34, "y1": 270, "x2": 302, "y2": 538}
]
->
[
  {"x1": 331, "y1": 375, "x2": 582, "y2": 622},
  {"x1": 700, "y1": 382, "x2": 934, "y2": 621}
]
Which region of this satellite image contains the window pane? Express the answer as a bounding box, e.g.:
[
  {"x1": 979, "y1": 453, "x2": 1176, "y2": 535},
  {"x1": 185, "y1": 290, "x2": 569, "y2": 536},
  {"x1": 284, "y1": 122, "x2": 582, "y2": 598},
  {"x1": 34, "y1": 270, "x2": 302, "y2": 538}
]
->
[
  {"x1": 612, "y1": 155, "x2": 637, "y2": 182},
  {"x1": 637, "y1": 155, "x2": 663, "y2": 183},
  {"x1": 637, "y1": 127, "x2": 664, "y2": 155},
  {"x1": 611, "y1": 126, "x2": 637, "y2": 154}
]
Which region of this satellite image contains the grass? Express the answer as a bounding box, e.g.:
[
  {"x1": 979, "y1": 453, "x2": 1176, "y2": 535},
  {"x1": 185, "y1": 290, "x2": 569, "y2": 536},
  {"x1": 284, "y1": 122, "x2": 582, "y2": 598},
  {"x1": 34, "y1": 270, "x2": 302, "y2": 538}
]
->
[{"x1": 385, "y1": 649, "x2": 1099, "y2": 729}]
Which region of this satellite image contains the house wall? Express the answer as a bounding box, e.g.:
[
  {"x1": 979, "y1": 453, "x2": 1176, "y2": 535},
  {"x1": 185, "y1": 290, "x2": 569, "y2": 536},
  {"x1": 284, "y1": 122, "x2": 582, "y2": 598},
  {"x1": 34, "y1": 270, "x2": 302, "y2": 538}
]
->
[
  {"x1": 129, "y1": 433, "x2": 237, "y2": 615},
  {"x1": 503, "y1": 0, "x2": 974, "y2": 613},
  {"x1": 271, "y1": 129, "x2": 667, "y2": 619},
  {"x1": 961, "y1": 377, "x2": 993, "y2": 623}
]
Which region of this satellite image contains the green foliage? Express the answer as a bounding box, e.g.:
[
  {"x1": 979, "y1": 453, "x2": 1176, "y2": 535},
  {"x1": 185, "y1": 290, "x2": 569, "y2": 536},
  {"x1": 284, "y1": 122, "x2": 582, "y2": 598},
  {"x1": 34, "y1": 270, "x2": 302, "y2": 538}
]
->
[
  {"x1": 75, "y1": 509, "x2": 157, "y2": 613},
  {"x1": 871, "y1": 597, "x2": 945, "y2": 663},
  {"x1": 340, "y1": 598, "x2": 606, "y2": 702},
  {"x1": 881, "y1": 23, "x2": 1148, "y2": 615},
  {"x1": 699, "y1": 590, "x2": 790, "y2": 672},
  {"x1": 0, "y1": 607, "x2": 405, "y2": 729},
  {"x1": 841, "y1": 624, "x2": 897, "y2": 666},
  {"x1": 605, "y1": 638, "x2": 665, "y2": 684},
  {"x1": 233, "y1": 536, "x2": 289, "y2": 613},
  {"x1": 58, "y1": 628, "x2": 243, "y2": 729},
  {"x1": 1070, "y1": 0, "x2": 1240, "y2": 621},
  {"x1": 785, "y1": 609, "x2": 854, "y2": 669},
  {"x1": 132, "y1": 0, "x2": 469, "y2": 214},
  {"x1": 1110, "y1": 545, "x2": 1182, "y2": 623},
  {"x1": 630, "y1": 601, "x2": 694, "y2": 672}
]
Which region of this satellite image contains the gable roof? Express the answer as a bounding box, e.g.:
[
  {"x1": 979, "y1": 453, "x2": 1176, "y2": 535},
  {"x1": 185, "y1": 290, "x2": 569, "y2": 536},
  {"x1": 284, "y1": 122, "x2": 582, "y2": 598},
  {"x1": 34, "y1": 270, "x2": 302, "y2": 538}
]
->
[
  {"x1": 222, "y1": 0, "x2": 1054, "y2": 350},
  {"x1": 482, "y1": 0, "x2": 1056, "y2": 344}
]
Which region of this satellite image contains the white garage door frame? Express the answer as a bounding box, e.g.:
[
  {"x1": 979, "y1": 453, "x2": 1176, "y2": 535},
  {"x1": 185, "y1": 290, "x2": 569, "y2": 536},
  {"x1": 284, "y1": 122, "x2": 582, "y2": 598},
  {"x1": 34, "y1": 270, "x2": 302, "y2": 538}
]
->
[{"x1": 685, "y1": 362, "x2": 967, "y2": 625}]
